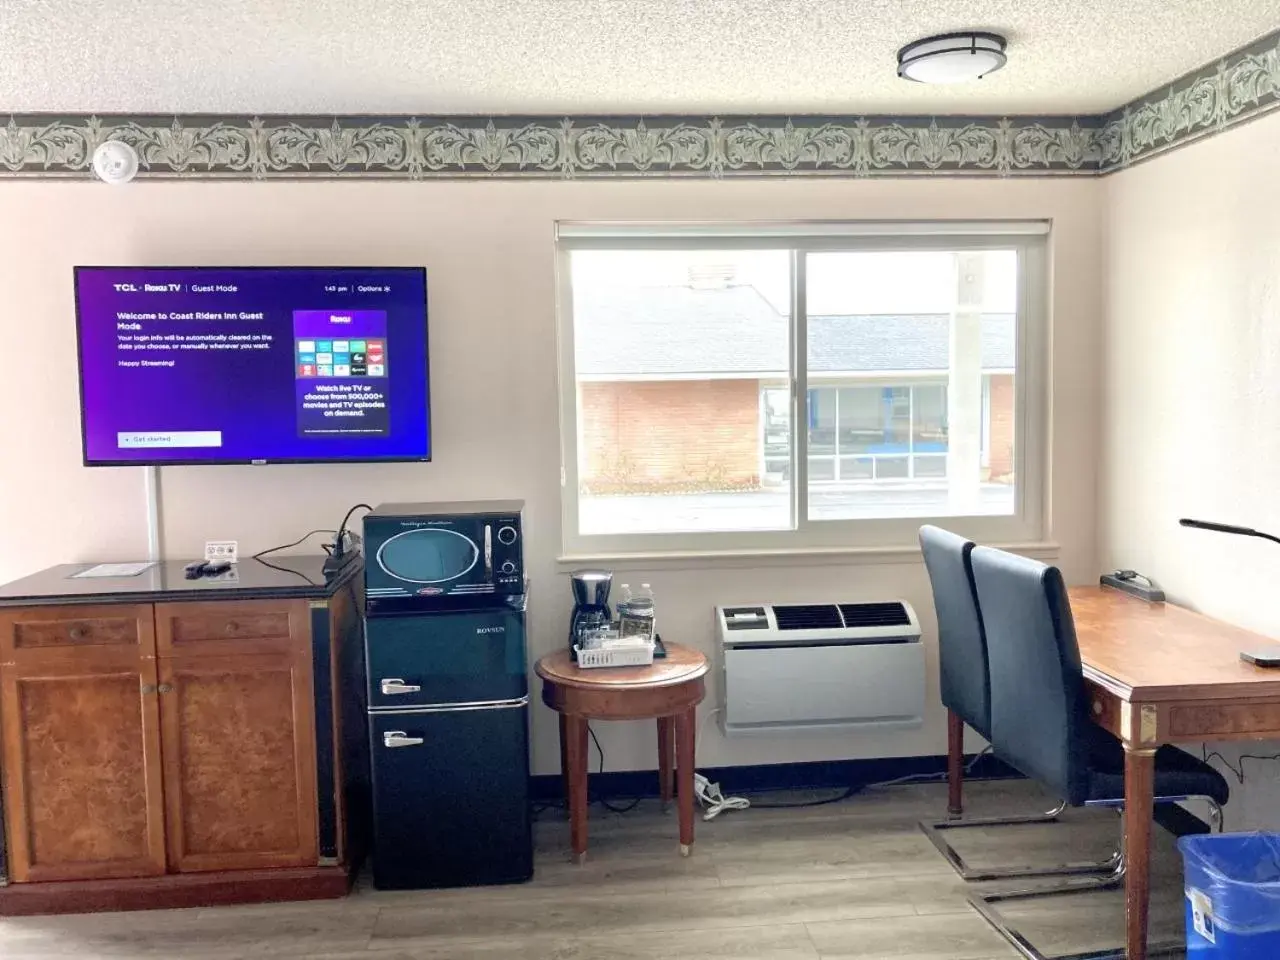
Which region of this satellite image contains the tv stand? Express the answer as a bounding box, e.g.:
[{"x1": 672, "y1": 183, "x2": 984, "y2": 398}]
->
[{"x1": 0, "y1": 554, "x2": 366, "y2": 914}]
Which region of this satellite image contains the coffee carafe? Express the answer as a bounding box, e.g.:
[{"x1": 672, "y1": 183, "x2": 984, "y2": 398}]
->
[{"x1": 569, "y1": 569, "x2": 613, "y2": 650}]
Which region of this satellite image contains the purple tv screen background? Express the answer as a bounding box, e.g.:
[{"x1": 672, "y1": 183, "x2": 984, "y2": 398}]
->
[{"x1": 75, "y1": 267, "x2": 429, "y2": 464}]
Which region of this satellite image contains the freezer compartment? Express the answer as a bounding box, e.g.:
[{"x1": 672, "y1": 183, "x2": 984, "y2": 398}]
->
[
  {"x1": 369, "y1": 702, "x2": 533, "y2": 890},
  {"x1": 364, "y1": 608, "x2": 527, "y2": 709}
]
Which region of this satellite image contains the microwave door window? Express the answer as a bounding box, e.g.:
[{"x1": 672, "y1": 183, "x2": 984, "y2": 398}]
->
[{"x1": 378, "y1": 529, "x2": 480, "y2": 584}]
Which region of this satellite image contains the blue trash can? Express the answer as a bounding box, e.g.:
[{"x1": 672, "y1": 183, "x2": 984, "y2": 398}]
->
[{"x1": 1179, "y1": 833, "x2": 1280, "y2": 957}]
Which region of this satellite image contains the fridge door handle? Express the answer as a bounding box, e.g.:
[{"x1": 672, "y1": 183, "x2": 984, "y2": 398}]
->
[
  {"x1": 383, "y1": 730, "x2": 425, "y2": 748},
  {"x1": 380, "y1": 678, "x2": 422, "y2": 695}
]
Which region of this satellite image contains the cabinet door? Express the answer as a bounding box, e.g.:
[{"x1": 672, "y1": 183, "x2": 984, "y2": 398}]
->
[
  {"x1": 0, "y1": 654, "x2": 166, "y2": 882},
  {"x1": 158, "y1": 651, "x2": 318, "y2": 872}
]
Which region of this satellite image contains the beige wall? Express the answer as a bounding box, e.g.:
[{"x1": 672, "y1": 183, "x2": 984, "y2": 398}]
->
[
  {"x1": 0, "y1": 176, "x2": 1103, "y2": 776},
  {"x1": 1102, "y1": 113, "x2": 1280, "y2": 827}
]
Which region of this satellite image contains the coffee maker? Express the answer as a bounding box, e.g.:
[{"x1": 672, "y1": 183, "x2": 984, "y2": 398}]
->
[{"x1": 569, "y1": 569, "x2": 613, "y2": 650}]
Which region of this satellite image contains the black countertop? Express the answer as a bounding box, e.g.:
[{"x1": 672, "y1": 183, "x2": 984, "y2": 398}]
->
[{"x1": 0, "y1": 554, "x2": 361, "y2": 607}]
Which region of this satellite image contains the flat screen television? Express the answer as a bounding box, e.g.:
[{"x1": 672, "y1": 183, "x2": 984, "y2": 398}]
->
[{"x1": 74, "y1": 266, "x2": 430, "y2": 465}]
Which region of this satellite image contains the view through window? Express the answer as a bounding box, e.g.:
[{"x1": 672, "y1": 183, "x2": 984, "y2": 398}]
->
[{"x1": 567, "y1": 240, "x2": 1024, "y2": 539}]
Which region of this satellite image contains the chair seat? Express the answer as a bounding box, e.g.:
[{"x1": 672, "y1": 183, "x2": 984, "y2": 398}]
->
[{"x1": 1086, "y1": 732, "x2": 1230, "y2": 806}]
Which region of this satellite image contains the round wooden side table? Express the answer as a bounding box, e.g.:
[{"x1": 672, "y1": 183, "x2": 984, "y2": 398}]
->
[{"x1": 535, "y1": 642, "x2": 709, "y2": 863}]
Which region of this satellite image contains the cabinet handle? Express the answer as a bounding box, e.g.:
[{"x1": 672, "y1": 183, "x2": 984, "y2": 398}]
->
[
  {"x1": 141, "y1": 683, "x2": 157, "y2": 695},
  {"x1": 383, "y1": 731, "x2": 425, "y2": 748},
  {"x1": 224, "y1": 622, "x2": 239, "y2": 634},
  {"x1": 157, "y1": 683, "x2": 173, "y2": 694},
  {"x1": 380, "y1": 678, "x2": 422, "y2": 696},
  {"x1": 68, "y1": 626, "x2": 87, "y2": 641}
]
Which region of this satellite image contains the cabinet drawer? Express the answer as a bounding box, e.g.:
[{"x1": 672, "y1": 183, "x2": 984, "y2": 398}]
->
[
  {"x1": 156, "y1": 600, "x2": 303, "y2": 657},
  {"x1": 0, "y1": 605, "x2": 151, "y2": 656}
]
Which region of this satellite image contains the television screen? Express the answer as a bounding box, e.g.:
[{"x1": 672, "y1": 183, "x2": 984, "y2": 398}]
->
[{"x1": 74, "y1": 266, "x2": 430, "y2": 465}]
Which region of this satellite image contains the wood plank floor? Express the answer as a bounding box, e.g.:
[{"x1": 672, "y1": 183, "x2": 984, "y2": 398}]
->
[{"x1": 0, "y1": 780, "x2": 1196, "y2": 958}]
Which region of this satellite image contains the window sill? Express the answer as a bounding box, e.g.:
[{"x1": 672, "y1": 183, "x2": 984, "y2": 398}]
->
[{"x1": 556, "y1": 541, "x2": 1061, "y2": 572}]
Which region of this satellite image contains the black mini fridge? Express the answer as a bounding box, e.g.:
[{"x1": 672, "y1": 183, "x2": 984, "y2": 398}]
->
[{"x1": 364, "y1": 599, "x2": 533, "y2": 890}]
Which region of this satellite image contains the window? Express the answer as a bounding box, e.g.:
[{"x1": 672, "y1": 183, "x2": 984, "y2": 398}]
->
[{"x1": 558, "y1": 224, "x2": 1047, "y2": 554}]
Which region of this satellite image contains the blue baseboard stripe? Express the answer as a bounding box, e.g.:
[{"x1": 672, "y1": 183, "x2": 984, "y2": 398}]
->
[{"x1": 529, "y1": 752, "x2": 1020, "y2": 802}]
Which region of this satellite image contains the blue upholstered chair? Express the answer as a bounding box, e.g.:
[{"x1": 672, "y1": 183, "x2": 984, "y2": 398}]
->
[
  {"x1": 966, "y1": 546, "x2": 1228, "y2": 960},
  {"x1": 919, "y1": 525, "x2": 1109, "y2": 881}
]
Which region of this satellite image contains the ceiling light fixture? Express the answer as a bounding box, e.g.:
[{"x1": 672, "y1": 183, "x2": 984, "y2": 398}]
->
[{"x1": 897, "y1": 31, "x2": 1008, "y2": 85}]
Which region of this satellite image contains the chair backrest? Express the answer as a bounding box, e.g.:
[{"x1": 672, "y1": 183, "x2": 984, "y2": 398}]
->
[
  {"x1": 918, "y1": 525, "x2": 990, "y2": 739},
  {"x1": 969, "y1": 546, "x2": 1092, "y2": 805}
]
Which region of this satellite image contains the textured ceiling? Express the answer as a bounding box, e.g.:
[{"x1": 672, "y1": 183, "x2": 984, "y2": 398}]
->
[{"x1": 4, "y1": 0, "x2": 1279, "y2": 116}]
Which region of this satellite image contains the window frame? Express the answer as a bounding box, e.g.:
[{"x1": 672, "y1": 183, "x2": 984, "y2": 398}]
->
[{"x1": 556, "y1": 224, "x2": 1049, "y2": 557}]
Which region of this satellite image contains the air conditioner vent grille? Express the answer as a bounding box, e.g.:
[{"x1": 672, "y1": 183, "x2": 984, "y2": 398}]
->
[
  {"x1": 773, "y1": 604, "x2": 843, "y2": 631},
  {"x1": 838, "y1": 602, "x2": 912, "y2": 628}
]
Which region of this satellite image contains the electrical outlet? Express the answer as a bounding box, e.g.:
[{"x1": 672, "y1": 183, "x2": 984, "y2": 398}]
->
[{"x1": 204, "y1": 540, "x2": 239, "y2": 564}]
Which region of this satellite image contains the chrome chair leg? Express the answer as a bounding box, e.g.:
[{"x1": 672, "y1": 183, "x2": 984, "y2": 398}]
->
[
  {"x1": 920, "y1": 800, "x2": 1121, "y2": 882},
  {"x1": 967, "y1": 794, "x2": 1222, "y2": 960}
]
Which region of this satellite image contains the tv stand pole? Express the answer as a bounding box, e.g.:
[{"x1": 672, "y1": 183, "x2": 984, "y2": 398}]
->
[{"x1": 144, "y1": 464, "x2": 164, "y2": 561}]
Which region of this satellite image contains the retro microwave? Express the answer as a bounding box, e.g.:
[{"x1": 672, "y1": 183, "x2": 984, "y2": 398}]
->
[{"x1": 363, "y1": 500, "x2": 524, "y2": 613}]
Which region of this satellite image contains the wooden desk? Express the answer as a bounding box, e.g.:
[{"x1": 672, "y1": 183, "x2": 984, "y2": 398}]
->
[
  {"x1": 1070, "y1": 585, "x2": 1280, "y2": 960},
  {"x1": 535, "y1": 643, "x2": 709, "y2": 863}
]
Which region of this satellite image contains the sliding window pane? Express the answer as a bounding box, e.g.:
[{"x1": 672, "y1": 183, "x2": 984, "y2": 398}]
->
[
  {"x1": 836, "y1": 386, "x2": 881, "y2": 454},
  {"x1": 913, "y1": 385, "x2": 948, "y2": 453},
  {"x1": 571, "y1": 249, "x2": 792, "y2": 535},
  {"x1": 806, "y1": 250, "x2": 1017, "y2": 521}
]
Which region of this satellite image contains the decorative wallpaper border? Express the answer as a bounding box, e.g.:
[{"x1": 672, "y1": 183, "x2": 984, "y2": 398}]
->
[
  {"x1": 1, "y1": 28, "x2": 1276, "y2": 180},
  {"x1": 1098, "y1": 27, "x2": 1280, "y2": 172}
]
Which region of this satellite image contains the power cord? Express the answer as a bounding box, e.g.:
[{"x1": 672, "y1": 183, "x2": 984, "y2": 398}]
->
[
  {"x1": 588, "y1": 726, "x2": 644, "y2": 813},
  {"x1": 252, "y1": 529, "x2": 338, "y2": 561},
  {"x1": 324, "y1": 503, "x2": 373, "y2": 575},
  {"x1": 740, "y1": 745, "x2": 996, "y2": 811},
  {"x1": 1202, "y1": 745, "x2": 1280, "y2": 785},
  {"x1": 694, "y1": 773, "x2": 751, "y2": 820}
]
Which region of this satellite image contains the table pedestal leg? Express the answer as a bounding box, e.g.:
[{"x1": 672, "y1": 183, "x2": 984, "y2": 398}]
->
[
  {"x1": 947, "y1": 709, "x2": 964, "y2": 817},
  {"x1": 674, "y1": 707, "x2": 696, "y2": 856},
  {"x1": 1124, "y1": 746, "x2": 1156, "y2": 960},
  {"x1": 657, "y1": 715, "x2": 674, "y2": 808},
  {"x1": 565, "y1": 715, "x2": 590, "y2": 864}
]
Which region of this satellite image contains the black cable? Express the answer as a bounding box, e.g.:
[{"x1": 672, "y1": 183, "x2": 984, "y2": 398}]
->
[
  {"x1": 252, "y1": 529, "x2": 338, "y2": 561},
  {"x1": 742, "y1": 746, "x2": 997, "y2": 810},
  {"x1": 251, "y1": 555, "x2": 321, "y2": 586},
  {"x1": 587, "y1": 726, "x2": 644, "y2": 814},
  {"x1": 325, "y1": 503, "x2": 374, "y2": 574},
  {"x1": 748, "y1": 787, "x2": 860, "y2": 809},
  {"x1": 334, "y1": 504, "x2": 373, "y2": 552},
  {"x1": 1202, "y1": 745, "x2": 1280, "y2": 785}
]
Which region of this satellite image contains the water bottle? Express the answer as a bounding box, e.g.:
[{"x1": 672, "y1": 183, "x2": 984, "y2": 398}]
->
[{"x1": 618, "y1": 582, "x2": 655, "y2": 641}]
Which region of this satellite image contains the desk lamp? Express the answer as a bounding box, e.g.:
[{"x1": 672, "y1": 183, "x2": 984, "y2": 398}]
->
[
  {"x1": 1179, "y1": 518, "x2": 1280, "y2": 548},
  {"x1": 1179, "y1": 518, "x2": 1280, "y2": 666}
]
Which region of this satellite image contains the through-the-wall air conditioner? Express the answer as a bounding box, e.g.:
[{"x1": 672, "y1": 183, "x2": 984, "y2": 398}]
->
[{"x1": 715, "y1": 601, "x2": 924, "y2": 737}]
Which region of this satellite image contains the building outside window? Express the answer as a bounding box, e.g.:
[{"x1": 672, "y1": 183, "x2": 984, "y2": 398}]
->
[{"x1": 559, "y1": 225, "x2": 1045, "y2": 551}]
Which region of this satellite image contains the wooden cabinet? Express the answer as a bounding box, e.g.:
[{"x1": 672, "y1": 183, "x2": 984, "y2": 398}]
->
[
  {"x1": 0, "y1": 576, "x2": 356, "y2": 912},
  {"x1": 0, "y1": 605, "x2": 165, "y2": 883}
]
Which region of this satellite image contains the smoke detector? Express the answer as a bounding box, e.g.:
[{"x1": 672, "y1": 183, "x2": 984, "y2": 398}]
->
[{"x1": 92, "y1": 141, "x2": 140, "y2": 184}]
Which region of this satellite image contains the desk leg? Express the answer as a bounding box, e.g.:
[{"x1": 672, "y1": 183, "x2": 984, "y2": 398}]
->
[
  {"x1": 675, "y1": 707, "x2": 696, "y2": 856},
  {"x1": 947, "y1": 709, "x2": 964, "y2": 817},
  {"x1": 565, "y1": 716, "x2": 590, "y2": 864},
  {"x1": 657, "y1": 716, "x2": 674, "y2": 808},
  {"x1": 1124, "y1": 746, "x2": 1156, "y2": 960}
]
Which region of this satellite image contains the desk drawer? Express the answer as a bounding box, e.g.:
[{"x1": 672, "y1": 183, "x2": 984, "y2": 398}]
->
[
  {"x1": 0, "y1": 605, "x2": 150, "y2": 655},
  {"x1": 156, "y1": 601, "x2": 299, "y2": 657}
]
